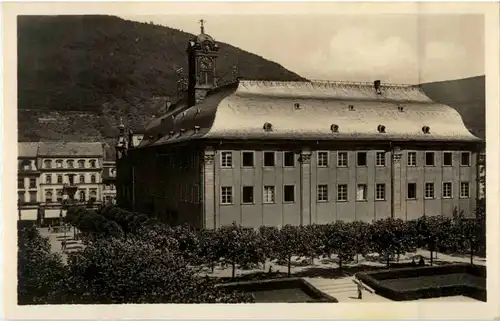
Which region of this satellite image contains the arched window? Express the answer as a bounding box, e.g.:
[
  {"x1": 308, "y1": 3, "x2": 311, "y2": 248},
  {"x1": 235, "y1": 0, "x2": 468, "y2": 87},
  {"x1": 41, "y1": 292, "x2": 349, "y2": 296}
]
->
[
  {"x1": 67, "y1": 160, "x2": 74, "y2": 168},
  {"x1": 89, "y1": 160, "x2": 96, "y2": 168},
  {"x1": 90, "y1": 175, "x2": 96, "y2": 183},
  {"x1": 44, "y1": 160, "x2": 52, "y2": 169},
  {"x1": 90, "y1": 189, "x2": 97, "y2": 201},
  {"x1": 79, "y1": 175, "x2": 85, "y2": 184},
  {"x1": 55, "y1": 159, "x2": 63, "y2": 168},
  {"x1": 79, "y1": 190, "x2": 86, "y2": 201},
  {"x1": 78, "y1": 160, "x2": 85, "y2": 168}
]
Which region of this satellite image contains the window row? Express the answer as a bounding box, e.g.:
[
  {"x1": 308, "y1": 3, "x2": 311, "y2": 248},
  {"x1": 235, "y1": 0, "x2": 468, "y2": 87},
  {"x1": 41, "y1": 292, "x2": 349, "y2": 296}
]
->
[
  {"x1": 18, "y1": 191, "x2": 37, "y2": 203},
  {"x1": 409, "y1": 181, "x2": 470, "y2": 199},
  {"x1": 43, "y1": 159, "x2": 98, "y2": 169},
  {"x1": 43, "y1": 188, "x2": 98, "y2": 203},
  {"x1": 44, "y1": 174, "x2": 98, "y2": 184},
  {"x1": 18, "y1": 178, "x2": 37, "y2": 189},
  {"x1": 219, "y1": 181, "x2": 471, "y2": 204},
  {"x1": 220, "y1": 151, "x2": 472, "y2": 168}
]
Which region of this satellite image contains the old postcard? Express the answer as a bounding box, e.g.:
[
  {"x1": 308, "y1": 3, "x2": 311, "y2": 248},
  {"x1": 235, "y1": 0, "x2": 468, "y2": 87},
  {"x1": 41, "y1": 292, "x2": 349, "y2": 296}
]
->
[{"x1": 2, "y1": 1, "x2": 499, "y2": 320}]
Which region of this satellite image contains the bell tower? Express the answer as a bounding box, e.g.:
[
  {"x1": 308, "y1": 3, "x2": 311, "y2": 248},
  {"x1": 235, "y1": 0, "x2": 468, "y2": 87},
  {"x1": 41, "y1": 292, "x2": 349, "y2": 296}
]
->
[{"x1": 187, "y1": 19, "x2": 220, "y2": 107}]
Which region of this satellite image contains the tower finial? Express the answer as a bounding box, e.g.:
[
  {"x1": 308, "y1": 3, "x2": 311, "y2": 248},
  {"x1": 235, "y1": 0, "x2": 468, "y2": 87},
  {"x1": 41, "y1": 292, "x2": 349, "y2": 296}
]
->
[
  {"x1": 118, "y1": 117, "x2": 125, "y2": 132},
  {"x1": 199, "y1": 19, "x2": 205, "y2": 34}
]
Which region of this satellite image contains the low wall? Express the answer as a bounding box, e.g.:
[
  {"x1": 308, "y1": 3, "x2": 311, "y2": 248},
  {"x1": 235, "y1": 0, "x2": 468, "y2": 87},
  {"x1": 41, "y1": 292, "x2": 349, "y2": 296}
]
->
[{"x1": 356, "y1": 264, "x2": 486, "y2": 302}]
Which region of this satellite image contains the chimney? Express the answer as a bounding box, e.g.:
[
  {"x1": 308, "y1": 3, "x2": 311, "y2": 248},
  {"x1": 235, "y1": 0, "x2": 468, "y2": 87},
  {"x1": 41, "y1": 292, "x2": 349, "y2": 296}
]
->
[{"x1": 374, "y1": 80, "x2": 382, "y2": 94}]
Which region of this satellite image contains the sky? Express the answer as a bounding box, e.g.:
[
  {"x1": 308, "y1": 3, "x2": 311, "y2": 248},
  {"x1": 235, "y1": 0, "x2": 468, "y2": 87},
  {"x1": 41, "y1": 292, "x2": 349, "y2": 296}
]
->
[{"x1": 120, "y1": 14, "x2": 484, "y2": 84}]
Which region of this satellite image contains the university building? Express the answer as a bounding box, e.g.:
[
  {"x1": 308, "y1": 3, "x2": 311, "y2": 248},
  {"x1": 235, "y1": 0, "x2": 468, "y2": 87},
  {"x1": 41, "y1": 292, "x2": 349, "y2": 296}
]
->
[
  {"x1": 115, "y1": 23, "x2": 483, "y2": 229},
  {"x1": 18, "y1": 142, "x2": 106, "y2": 222}
]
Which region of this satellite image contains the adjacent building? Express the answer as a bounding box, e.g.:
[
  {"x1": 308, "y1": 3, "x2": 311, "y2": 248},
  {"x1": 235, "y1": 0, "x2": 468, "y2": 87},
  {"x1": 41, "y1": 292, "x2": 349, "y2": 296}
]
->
[
  {"x1": 102, "y1": 160, "x2": 117, "y2": 204},
  {"x1": 17, "y1": 142, "x2": 105, "y2": 223},
  {"x1": 116, "y1": 23, "x2": 483, "y2": 229}
]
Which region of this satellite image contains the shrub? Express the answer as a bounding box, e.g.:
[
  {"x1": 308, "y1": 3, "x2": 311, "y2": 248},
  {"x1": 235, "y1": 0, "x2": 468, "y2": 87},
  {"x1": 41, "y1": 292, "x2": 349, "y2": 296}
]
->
[{"x1": 17, "y1": 227, "x2": 67, "y2": 304}]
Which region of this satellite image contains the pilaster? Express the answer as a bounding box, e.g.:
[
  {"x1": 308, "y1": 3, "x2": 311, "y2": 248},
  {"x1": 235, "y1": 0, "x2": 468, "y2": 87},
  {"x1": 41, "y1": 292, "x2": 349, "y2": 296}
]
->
[
  {"x1": 202, "y1": 148, "x2": 216, "y2": 229},
  {"x1": 392, "y1": 149, "x2": 403, "y2": 219},
  {"x1": 300, "y1": 150, "x2": 312, "y2": 225}
]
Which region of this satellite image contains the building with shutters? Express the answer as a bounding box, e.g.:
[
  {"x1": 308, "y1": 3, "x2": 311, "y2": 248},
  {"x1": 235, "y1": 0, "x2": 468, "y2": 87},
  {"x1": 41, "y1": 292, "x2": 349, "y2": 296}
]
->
[
  {"x1": 115, "y1": 22, "x2": 483, "y2": 229},
  {"x1": 17, "y1": 142, "x2": 105, "y2": 223}
]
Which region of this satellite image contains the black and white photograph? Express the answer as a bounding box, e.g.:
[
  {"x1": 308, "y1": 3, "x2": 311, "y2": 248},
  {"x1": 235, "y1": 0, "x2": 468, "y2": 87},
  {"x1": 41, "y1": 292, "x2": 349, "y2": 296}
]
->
[{"x1": 2, "y1": 1, "x2": 499, "y2": 319}]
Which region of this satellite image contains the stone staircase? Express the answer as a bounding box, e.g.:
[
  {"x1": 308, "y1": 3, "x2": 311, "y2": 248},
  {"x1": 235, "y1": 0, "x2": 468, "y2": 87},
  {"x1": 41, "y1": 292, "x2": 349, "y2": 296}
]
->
[{"x1": 304, "y1": 276, "x2": 391, "y2": 302}]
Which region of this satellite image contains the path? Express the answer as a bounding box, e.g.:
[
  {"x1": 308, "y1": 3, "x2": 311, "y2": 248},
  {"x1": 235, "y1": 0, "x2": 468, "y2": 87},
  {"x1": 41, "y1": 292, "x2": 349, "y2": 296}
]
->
[{"x1": 38, "y1": 226, "x2": 83, "y2": 264}]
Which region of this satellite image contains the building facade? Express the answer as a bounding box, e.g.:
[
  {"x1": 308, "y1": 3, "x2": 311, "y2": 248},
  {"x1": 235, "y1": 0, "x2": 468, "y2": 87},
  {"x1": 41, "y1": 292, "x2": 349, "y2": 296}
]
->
[
  {"x1": 116, "y1": 23, "x2": 483, "y2": 229},
  {"x1": 17, "y1": 142, "x2": 105, "y2": 222},
  {"x1": 102, "y1": 160, "x2": 117, "y2": 204}
]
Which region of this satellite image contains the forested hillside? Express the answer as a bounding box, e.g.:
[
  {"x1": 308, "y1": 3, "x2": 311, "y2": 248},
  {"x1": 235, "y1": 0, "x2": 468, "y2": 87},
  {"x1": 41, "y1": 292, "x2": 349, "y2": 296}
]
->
[{"x1": 17, "y1": 15, "x2": 305, "y2": 148}]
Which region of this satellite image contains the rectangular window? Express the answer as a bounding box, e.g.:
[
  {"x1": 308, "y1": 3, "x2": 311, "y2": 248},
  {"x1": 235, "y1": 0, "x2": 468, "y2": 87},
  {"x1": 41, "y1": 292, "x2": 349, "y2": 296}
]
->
[
  {"x1": 57, "y1": 175, "x2": 63, "y2": 184},
  {"x1": 443, "y1": 152, "x2": 453, "y2": 166},
  {"x1": 443, "y1": 182, "x2": 452, "y2": 198},
  {"x1": 317, "y1": 151, "x2": 328, "y2": 167},
  {"x1": 284, "y1": 185, "x2": 295, "y2": 203},
  {"x1": 264, "y1": 152, "x2": 275, "y2": 167},
  {"x1": 29, "y1": 191, "x2": 37, "y2": 202},
  {"x1": 220, "y1": 151, "x2": 232, "y2": 168},
  {"x1": 317, "y1": 185, "x2": 328, "y2": 202},
  {"x1": 407, "y1": 183, "x2": 417, "y2": 199},
  {"x1": 357, "y1": 152, "x2": 367, "y2": 166},
  {"x1": 46, "y1": 174, "x2": 52, "y2": 184},
  {"x1": 18, "y1": 191, "x2": 25, "y2": 203},
  {"x1": 461, "y1": 152, "x2": 471, "y2": 166},
  {"x1": 337, "y1": 152, "x2": 348, "y2": 167},
  {"x1": 425, "y1": 152, "x2": 435, "y2": 166},
  {"x1": 375, "y1": 184, "x2": 386, "y2": 200},
  {"x1": 242, "y1": 186, "x2": 254, "y2": 204},
  {"x1": 78, "y1": 160, "x2": 85, "y2": 168},
  {"x1": 425, "y1": 182, "x2": 435, "y2": 199},
  {"x1": 263, "y1": 186, "x2": 275, "y2": 203},
  {"x1": 29, "y1": 179, "x2": 36, "y2": 189},
  {"x1": 242, "y1": 152, "x2": 254, "y2": 167},
  {"x1": 221, "y1": 186, "x2": 233, "y2": 204},
  {"x1": 283, "y1": 151, "x2": 295, "y2": 167},
  {"x1": 407, "y1": 152, "x2": 417, "y2": 166},
  {"x1": 44, "y1": 160, "x2": 52, "y2": 169},
  {"x1": 337, "y1": 184, "x2": 348, "y2": 201},
  {"x1": 460, "y1": 182, "x2": 470, "y2": 198},
  {"x1": 376, "y1": 152, "x2": 385, "y2": 167},
  {"x1": 18, "y1": 178, "x2": 24, "y2": 189},
  {"x1": 356, "y1": 184, "x2": 367, "y2": 201},
  {"x1": 56, "y1": 189, "x2": 63, "y2": 202}
]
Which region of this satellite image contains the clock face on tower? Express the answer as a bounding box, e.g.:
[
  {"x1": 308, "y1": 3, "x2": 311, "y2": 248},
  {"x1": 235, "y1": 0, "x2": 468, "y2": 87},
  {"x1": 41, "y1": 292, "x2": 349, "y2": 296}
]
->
[{"x1": 200, "y1": 57, "x2": 213, "y2": 71}]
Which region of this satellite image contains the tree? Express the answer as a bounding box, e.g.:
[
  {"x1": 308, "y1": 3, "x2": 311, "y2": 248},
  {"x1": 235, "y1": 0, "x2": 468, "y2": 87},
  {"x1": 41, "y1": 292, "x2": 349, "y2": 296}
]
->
[
  {"x1": 417, "y1": 215, "x2": 452, "y2": 265},
  {"x1": 63, "y1": 237, "x2": 254, "y2": 303},
  {"x1": 331, "y1": 222, "x2": 356, "y2": 273},
  {"x1": 274, "y1": 225, "x2": 301, "y2": 277},
  {"x1": 351, "y1": 221, "x2": 371, "y2": 263},
  {"x1": 258, "y1": 226, "x2": 279, "y2": 271},
  {"x1": 297, "y1": 224, "x2": 324, "y2": 265},
  {"x1": 218, "y1": 223, "x2": 263, "y2": 278},
  {"x1": 370, "y1": 218, "x2": 399, "y2": 267},
  {"x1": 198, "y1": 229, "x2": 221, "y2": 272},
  {"x1": 18, "y1": 226, "x2": 67, "y2": 304}
]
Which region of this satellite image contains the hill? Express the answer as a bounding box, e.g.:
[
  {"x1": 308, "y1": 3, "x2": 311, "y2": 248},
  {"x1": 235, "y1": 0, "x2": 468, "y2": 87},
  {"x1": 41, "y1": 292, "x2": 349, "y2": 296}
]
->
[
  {"x1": 17, "y1": 15, "x2": 306, "y2": 149},
  {"x1": 420, "y1": 75, "x2": 485, "y2": 140}
]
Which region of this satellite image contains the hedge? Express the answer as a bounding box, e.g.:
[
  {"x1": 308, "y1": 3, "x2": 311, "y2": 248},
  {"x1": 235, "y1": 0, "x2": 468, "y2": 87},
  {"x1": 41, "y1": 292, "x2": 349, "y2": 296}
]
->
[{"x1": 356, "y1": 264, "x2": 486, "y2": 302}]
